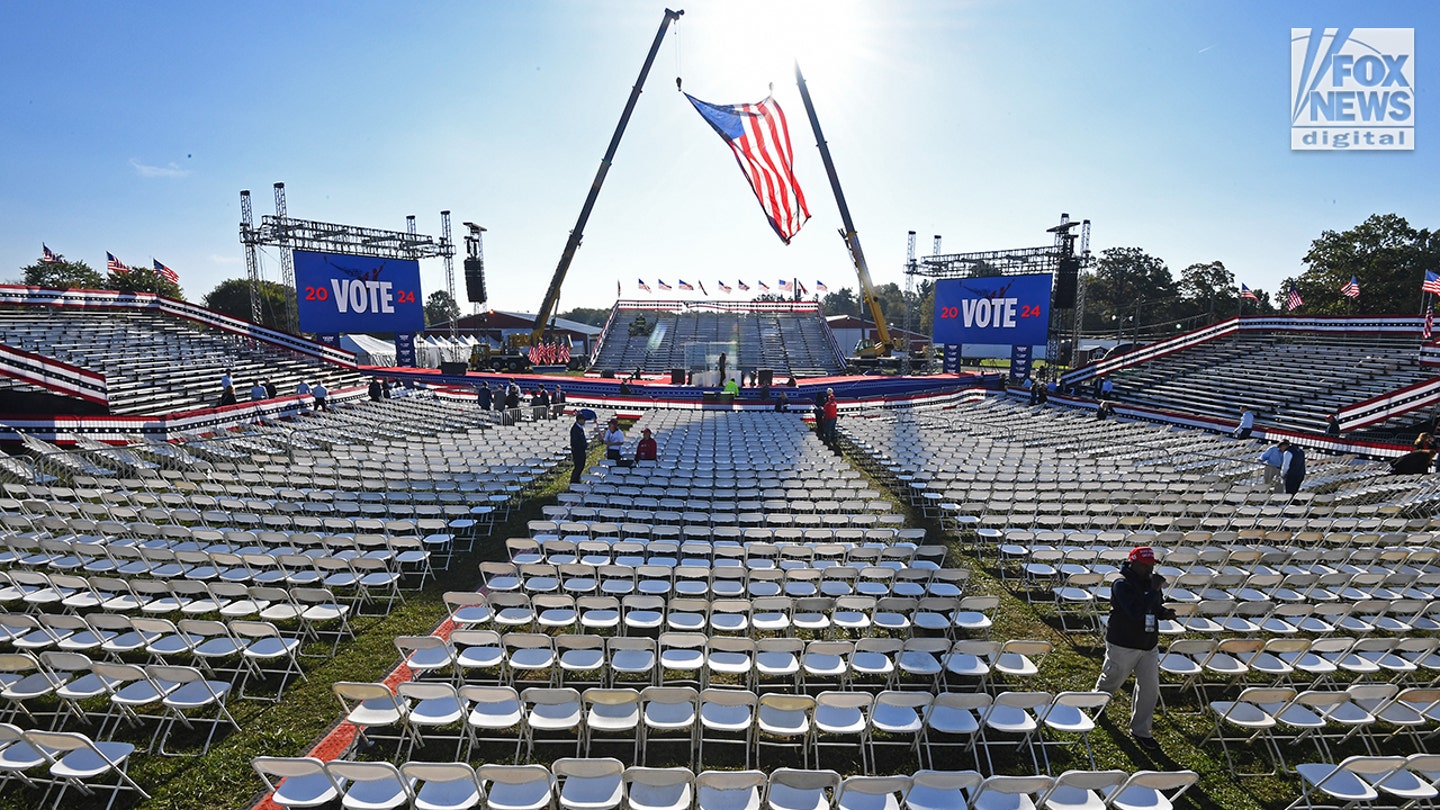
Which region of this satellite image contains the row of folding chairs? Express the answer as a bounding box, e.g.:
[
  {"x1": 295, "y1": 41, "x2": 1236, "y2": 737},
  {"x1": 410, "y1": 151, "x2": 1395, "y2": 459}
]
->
[
  {"x1": 0, "y1": 656, "x2": 241, "y2": 756},
  {"x1": 256, "y1": 759, "x2": 1199, "y2": 810},
  {"x1": 0, "y1": 723, "x2": 148, "y2": 810},
  {"x1": 0, "y1": 586, "x2": 351, "y2": 657},
  {"x1": 1, "y1": 534, "x2": 434, "y2": 588},
  {"x1": 478, "y1": 561, "x2": 967, "y2": 602},
  {"x1": 445, "y1": 592, "x2": 1000, "y2": 641},
  {"x1": 538, "y1": 506, "x2": 905, "y2": 532},
  {"x1": 2, "y1": 558, "x2": 402, "y2": 617},
  {"x1": 332, "y1": 681, "x2": 1111, "y2": 775},
  {"x1": 508, "y1": 537, "x2": 934, "y2": 568},
  {"x1": 1209, "y1": 685, "x2": 1440, "y2": 776},
  {"x1": 528, "y1": 521, "x2": 923, "y2": 547},
  {"x1": 1289, "y1": 754, "x2": 1440, "y2": 810},
  {"x1": 1160, "y1": 637, "x2": 1440, "y2": 703},
  {"x1": 396, "y1": 630, "x2": 1047, "y2": 693}
]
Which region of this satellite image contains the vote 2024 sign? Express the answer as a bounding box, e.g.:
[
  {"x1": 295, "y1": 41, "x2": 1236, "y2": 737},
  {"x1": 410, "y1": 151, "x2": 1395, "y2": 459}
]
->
[
  {"x1": 293, "y1": 250, "x2": 425, "y2": 334},
  {"x1": 932, "y1": 274, "x2": 1052, "y2": 346}
]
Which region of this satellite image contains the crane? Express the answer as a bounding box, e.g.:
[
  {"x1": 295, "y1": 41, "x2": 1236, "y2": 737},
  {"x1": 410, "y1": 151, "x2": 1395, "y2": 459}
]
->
[
  {"x1": 794, "y1": 61, "x2": 898, "y2": 363},
  {"x1": 528, "y1": 8, "x2": 684, "y2": 352}
]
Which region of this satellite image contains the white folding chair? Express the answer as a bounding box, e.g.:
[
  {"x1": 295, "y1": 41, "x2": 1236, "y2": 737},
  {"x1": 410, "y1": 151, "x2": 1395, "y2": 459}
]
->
[
  {"x1": 26, "y1": 730, "x2": 149, "y2": 810},
  {"x1": 554, "y1": 757, "x2": 625, "y2": 810},
  {"x1": 766, "y1": 768, "x2": 840, "y2": 810},
  {"x1": 402, "y1": 761, "x2": 484, "y2": 810},
  {"x1": 326, "y1": 759, "x2": 414, "y2": 810}
]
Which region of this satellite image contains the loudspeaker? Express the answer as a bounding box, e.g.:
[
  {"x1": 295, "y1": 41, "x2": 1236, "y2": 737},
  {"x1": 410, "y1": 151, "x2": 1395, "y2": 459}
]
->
[
  {"x1": 464, "y1": 258, "x2": 487, "y2": 303},
  {"x1": 671, "y1": 368, "x2": 686, "y2": 385},
  {"x1": 757, "y1": 368, "x2": 774, "y2": 387},
  {"x1": 1053, "y1": 257, "x2": 1079, "y2": 309}
]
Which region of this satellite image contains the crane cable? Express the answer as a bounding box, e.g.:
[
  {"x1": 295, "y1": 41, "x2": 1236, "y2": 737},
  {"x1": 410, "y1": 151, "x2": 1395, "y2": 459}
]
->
[{"x1": 673, "y1": 14, "x2": 683, "y2": 92}]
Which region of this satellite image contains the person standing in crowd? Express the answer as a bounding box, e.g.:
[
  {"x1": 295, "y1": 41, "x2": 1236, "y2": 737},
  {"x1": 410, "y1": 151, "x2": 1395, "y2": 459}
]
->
[
  {"x1": 1325, "y1": 413, "x2": 1341, "y2": 437},
  {"x1": 477, "y1": 382, "x2": 493, "y2": 411},
  {"x1": 723, "y1": 376, "x2": 740, "y2": 396},
  {"x1": 382, "y1": 378, "x2": 393, "y2": 399},
  {"x1": 1280, "y1": 439, "x2": 1306, "y2": 494},
  {"x1": 1259, "y1": 440, "x2": 1285, "y2": 493},
  {"x1": 536, "y1": 385, "x2": 552, "y2": 418},
  {"x1": 369, "y1": 378, "x2": 383, "y2": 401},
  {"x1": 1095, "y1": 546, "x2": 1175, "y2": 754},
  {"x1": 1101, "y1": 376, "x2": 1115, "y2": 400},
  {"x1": 221, "y1": 371, "x2": 233, "y2": 395},
  {"x1": 504, "y1": 382, "x2": 520, "y2": 411},
  {"x1": 635, "y1": 427, "x2": 658, "y2": 462},
  {"x1": 569, "y1": 412, "x2": 588, "y2": 484},
  {"x1": 775, "y1": 390, "x2": 789, "y2": 413},
  {"x1": 1096, "y1": 401, "x2": 1114, "y2": 420},
  {"x1": 1233, "y1": 407, "x2": 1255, "y2": 439},
  {"x1": 602, "y1": 417, "x2": 626, "y2": 463},
  {"x1": 217, "y1": 385, "x2": 237, "y2": 407},
  {"x1": 821, "y1": 388, "x2": 839, "y2": 443},
  {"x1": 311, "y1": 380, "x2": 329, "y2": 412},
  {"x1": 250, "y1": 381, "x2": 266, "y2": 401},
  {"x1": 264, "y1": 379, "x2": 277, "y2": 399}
]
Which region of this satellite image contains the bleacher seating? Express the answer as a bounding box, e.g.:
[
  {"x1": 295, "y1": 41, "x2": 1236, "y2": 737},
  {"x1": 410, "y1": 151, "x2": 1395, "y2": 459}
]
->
[
  {"x1": 1102, "y1": 332, "x2": 1435, "y2": 434},
  {"x1": 0, "y1": 308, "x2": 365, "y2": 414},
  {"x1": 592, "y1": 307, "x2": 845, "y2": 378}
]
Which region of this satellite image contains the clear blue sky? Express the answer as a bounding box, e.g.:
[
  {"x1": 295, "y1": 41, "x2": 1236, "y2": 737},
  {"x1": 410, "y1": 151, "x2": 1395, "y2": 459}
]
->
[{"x1": 1, "y1": 0, "x2": 1435, "y2": 317}]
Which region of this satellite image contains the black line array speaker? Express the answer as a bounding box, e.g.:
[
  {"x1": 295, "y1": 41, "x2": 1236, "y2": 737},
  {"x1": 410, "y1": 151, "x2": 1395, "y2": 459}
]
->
[
  {"x1": 757, "y1": 368, "x2": 774, "y2": 387},
  {"x1": 464, "y1": 258, "x2": 487, "y2": 304},
  {"x1": 1054, "y1": 257, "x2": 1079, "y2": 309},
  {"x1": 671, "y1": 368, "x2": 686, "y2": 385}
]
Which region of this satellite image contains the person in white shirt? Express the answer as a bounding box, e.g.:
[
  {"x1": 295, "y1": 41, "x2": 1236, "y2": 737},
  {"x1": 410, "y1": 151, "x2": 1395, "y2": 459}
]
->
[
  {"x1": 250, "y1": 382, "x2": 266, "y2": 401},
  {"x1": 1233, "y1": 407, "x2": 1255, "y2": 439},
  {"x1": 311, "y1": 381, "x2": 329, "y2": 412},
  {"x1": 601, "y1": 418, "x2": 626, "y2": 463}
]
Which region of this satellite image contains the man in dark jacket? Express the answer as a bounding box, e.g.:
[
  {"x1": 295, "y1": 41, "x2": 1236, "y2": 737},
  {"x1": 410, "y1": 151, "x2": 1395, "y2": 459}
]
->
[
  {"x1": 569, "y1": 412, "x2": 588, "y2": 484},
  {"x1": 477, "y1": 382, "x2": 493, "y2": 411},
  {"x1": 1094, "y1": 546, "x2": 1176, "y2": 753},
  {"x1": 1281, "y1": 440, "x2": 1306, "y2": 495}
]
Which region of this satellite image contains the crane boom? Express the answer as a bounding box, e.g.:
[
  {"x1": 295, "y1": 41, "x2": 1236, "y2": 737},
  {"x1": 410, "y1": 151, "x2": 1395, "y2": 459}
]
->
[
  {"x1": 794, "y1": 61, "x2": 893, "y2": 356},
  {"x1": 531, "y1": 8, "x2": 684, "y2": 345}
]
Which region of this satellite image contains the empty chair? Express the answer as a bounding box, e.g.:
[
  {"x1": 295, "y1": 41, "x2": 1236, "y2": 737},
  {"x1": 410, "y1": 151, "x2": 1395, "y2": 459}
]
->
[
  {"x1": 835, "y1": 775, "x2": 911, "y2": 810},
  {"x1": 757, "y1": 693, "x2": 815, "y2": 767},
  {"x1": 640, "y1": 686, "x2": 699, "y2": 766},
  {"x1": 1038, "y1": 692, "x2": 1111, "y2": 771},
  {"x1": 521, "y1": 687, "x2": 583, "y2": 759},
  {"x1": 1102, "y1": 770, "x2": 1198, "y2": 810},
  {"x1": 402, "y1": 761, "x2": 484, "y2": 810},
  {"x1": 767, "y1": 768, "x2": 841, "y2": 810},
  {"x1": 479, "y1": 764, "x2": 556, "y2": 810},
  {"x1": 553, "y1": 757, "x2": 626, "y2": 810},
  {"x1": 333, "y1": 681, "x2": 409, "y2": 751},
  {"x1": 1035, "y1": 769, "x2": 1127, "y2": 810},
  {"x1": 623, "y1": 766, "x2": 695, "y2": 810},
  {"x1": 326, "y1": 759, "x2": 414, "y2": 810},
  {"x1": 460, "y1": 685, "x2": 524, "y2": 763},
  {"x1": 254, "y1": 756, "x2": 343, "y2": 809},
  {"x1": 967, "y1": 775, "x2": 1053, "y2": 810},
  {"x1": 699, "y1": 688, "x2": 758, "y2": 769},
  {"x1": 149, "y1": 664, "x2": 239, "y2": 756},
  {"x1": 904, "y1": 770, "x2": 982, "y2": 810},
  {"x1": 581, "y1": 688, "x2": 641, "y2": 759},
  {"x1": 696, "y1": 769, "x2": 766, "y2": 810}
]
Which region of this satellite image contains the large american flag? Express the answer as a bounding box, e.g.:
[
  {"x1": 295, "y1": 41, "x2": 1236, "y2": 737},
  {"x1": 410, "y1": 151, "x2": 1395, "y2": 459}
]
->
[
  {"x1": 685, "y1": 93, "x2": 810, "y2": 244},
  {"x1": 1240, "y1": 284, "x2": 1258, "y2": 301},
  {"x1": 1286, "y1": 284, "x2": 1304, "y2": 311},
  {"x1": 106, "y1": 252, "x2": 129, "y2": 274},
  {"x1": 1424, "y1": 271, "x2": 1440, "y2": 295},
  {"x1": 153, "y1": 259, "x2": 180, "y2": 284},
  {"x1": 1341, "y1": 276, "x2": 1359, "y2": 299},
  {"x1": 718, "y1": 281, "x2": 732, "y2": 294},
  {"x1": 816, "y1": 280, "x2": 828, "y2": 292},
  {"x1": 41, "y1": 244, "x2": 59, "y2": 264}
]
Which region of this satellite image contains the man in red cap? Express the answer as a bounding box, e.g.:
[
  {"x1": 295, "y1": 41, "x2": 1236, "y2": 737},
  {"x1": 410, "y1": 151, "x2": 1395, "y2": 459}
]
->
[
  {"x1": 1094, "y1": 545, "x2": 1175, "y2": 754},
  {"x1": 634, "y1": 427, "x2": 658, "y2": 462}
]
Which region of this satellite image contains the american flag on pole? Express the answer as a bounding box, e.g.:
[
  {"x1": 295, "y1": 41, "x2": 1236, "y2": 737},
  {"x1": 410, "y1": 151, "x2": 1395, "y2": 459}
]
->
[
  {"x1": 41, "y1": 244, "x2": 59, "y2": 263},
  {"x1": 1427, "y1": 306, "x2": 1434, "y2": 340},
  {"x1": 657, "y1": 280, "x2": 672, "y2": 291},
  {"x1": 684, "y1": 93, "x2": 810, "y2": 244},
  {"x1": 1424, "y1": 271, "x2": 1440, "y2": 295},
  {"x1": 737, "y1": 281, "x2": 750, "y2": 292},
  {"x1": 796, "y1": 281, "x2": 808, "y2": 296},
  {"x1": 638, "y1": 279, "x2": 651, "y2": 293},
  {"x1": 153, "y1": 259, "x2": 180, "y2": 284},
  {"x1": 1286, "y1": 284, "x2": 1304, "y2": 311},
  {"x1": 106, "y1": 252, "x2": 129, "y2": 274},
  {"x1": 718, "y1": 281, "x2": 732, "y2": 294},
  {"x1": 757, "y1": 281, "x2": 769, "y2": 291},
  {"x1": 1239, "y1": 284, "x2": 1258, "y2": 302},
  {"x1": 1341, "y1": 276, "x2": 1360, "y2": 299},
  {"x1": 777, "y1": 279, "x2": 789, "y2": 290},
  {"x1": 815, "y1": 280, "x2": 828, "y2": 292},
  {"x1": 677, "y1": 280, "x2": 694, "y2": 291}
]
